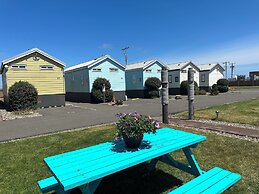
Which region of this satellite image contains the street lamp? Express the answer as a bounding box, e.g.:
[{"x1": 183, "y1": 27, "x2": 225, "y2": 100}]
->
[{"x1": 102, "y1": 83, "x2": 106, "y2": 103}]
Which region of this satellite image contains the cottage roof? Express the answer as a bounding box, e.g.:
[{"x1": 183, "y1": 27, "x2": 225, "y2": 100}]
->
[
  {"x1": 198, "y1": 63, "x2": 224, "y2": 71},
  {"x1": 65, "y1": 55, "x2": 125, "y2": 72},
  {"x1": 125, "y1": 59, "x2": 164, "y2": 71},
  {"x1": 1, "y1": 48, "x2": 66, "y2": 68},
  {"x1": 167, "y1": 61, "x2": 199, "y2": 71}
]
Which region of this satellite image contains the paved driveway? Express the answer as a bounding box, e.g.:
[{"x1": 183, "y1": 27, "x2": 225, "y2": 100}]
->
[{"x1": 1, "y1": 90, "x2": 259, "y2": 141}]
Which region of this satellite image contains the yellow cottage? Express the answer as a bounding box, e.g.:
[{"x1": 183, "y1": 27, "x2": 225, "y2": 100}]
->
[{"x1": 1, "y1": 48, "x2": 65, "y2": 108}]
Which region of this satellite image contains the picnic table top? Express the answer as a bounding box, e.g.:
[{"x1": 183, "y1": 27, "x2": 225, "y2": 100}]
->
[{"x1": 44, "y1": 127, "x2": 206, "y2": 191}]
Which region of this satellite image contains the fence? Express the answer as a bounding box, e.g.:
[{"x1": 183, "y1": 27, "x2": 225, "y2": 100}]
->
[{"x1": 229, "y1": 80, "x2": 259, "y2": 86}]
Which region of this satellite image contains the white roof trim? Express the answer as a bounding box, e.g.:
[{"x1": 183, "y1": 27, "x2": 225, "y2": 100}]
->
[
  {"x1": 198, "y1": 63, "x2": 224, "y2": 71},
  {"x1": 125, "y1": 59, "x2": 164, "y2": 71},
  {"x1": 167, "y1": 61, "x2": 200, "y2": 71},
  {"x1": 65, "y1": 55, "x2": 125, "y2": 73},
  {"x1": 2, "y1": 48, "x2": 66, "y2": 67}
]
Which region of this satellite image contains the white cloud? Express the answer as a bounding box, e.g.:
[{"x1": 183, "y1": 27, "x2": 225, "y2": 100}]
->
[
  {"x1": 161, "y1": 35, "x2": 259, "y2": 66},
  {"x1": 99, "y1": 43, "x2": 113, "y2": 50}
]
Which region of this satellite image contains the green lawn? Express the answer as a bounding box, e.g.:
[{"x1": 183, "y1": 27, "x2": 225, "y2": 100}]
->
[
  {"x1": 178, "y1": 98, "x2": 259, "y2": 126},
  {"x1": 0, "y1": 125, "x2": 258, "y2": 194}
]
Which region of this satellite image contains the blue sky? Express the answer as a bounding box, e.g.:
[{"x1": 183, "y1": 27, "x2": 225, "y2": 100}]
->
[{"x1": 1, "y1": 0, "x2": 259, "y2": 88}]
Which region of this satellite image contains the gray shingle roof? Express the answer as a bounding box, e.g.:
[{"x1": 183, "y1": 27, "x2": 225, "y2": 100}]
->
[
  {"x1": 198, "y1": 63, "x2": 224, "y2": 71},
  {"x1": 125, "y1": 59, "x2": 163, "y2": 70}
]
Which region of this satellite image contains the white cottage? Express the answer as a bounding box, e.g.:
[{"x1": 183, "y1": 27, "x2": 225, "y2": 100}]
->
[
  {"x1": 167, "y1": 61, "x2": 200, "y2": 95},
  {"x1": 198, "y1": 63, "x2": 224, "y2": 91}
]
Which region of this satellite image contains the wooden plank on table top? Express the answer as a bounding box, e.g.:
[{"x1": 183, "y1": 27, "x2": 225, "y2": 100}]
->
[
  {"x1": 46, "y1": 128, "x2": 197, "y2": 168},
  {"x1": 59, "y1": 135, "x2": 205, "y2": 191},
  {"x1": 49, "y1": 131, "x2": 200, "y2": 172},
  {"x1": 184, "y1": 169, "x2": 232, "y2": 193},
  {"x1": 45, "y1": 128, "x2": 175, "y2": 163}
]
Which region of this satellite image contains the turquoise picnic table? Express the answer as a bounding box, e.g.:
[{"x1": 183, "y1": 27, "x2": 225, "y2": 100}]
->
[{"x1": 38, "y1": 128, "x2": 241, "y2": 194}]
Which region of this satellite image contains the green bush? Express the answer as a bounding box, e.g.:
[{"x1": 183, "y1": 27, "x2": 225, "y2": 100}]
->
[
  {"x1": 180, "y1": 80, "x2": 199, "y2": 95},
  {"x1": 144, "y1": 77, "x2": 161, "y2": 98},
  {"x1": 217, "y1": 78, "x2": 229, "y2": 86},
  {"x1": 92, "y1": 77, "x2": 111, "y2": 91},
  {"x1": 199, "y1": 89, "x2": 207, "y2": 95},
  {"x1": 217, "y1": 78, "x2": 229, "y2": 93},
  {"x1": 145, "y1": 77, "x2": 161, "y2": 90},
  {"x1": 8, "y1": 81, "x2": 38, "y2": 111},
  {"x1": 211, "y1": 84, "x2": 219, "y2": 95},
  {"x1": 91, "y1": 78, "x2": 113, "y2": 103}
]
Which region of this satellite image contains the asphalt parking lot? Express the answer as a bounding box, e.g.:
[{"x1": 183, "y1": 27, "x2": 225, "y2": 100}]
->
[{"x1": 1, "y1": 89, "x2": 259, "y2": 141}]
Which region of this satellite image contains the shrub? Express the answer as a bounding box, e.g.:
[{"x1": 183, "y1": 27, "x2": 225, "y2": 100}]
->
[
  {"x1": 217, "y1": 78, "x2": 229, "y2": 86},
  {"x1": 115, "y1": 100, "x2": 123, "y2": 105},
  {"x1": 145, "y1": 77, "x2": 161, "y2": 90},
  {"x1": 180, "y1": 80, "x2": 199, "y2": 95},
  {"x1": 92, "y1": 89, "x2": 113, "y2": 103},
  {"x1": 147, "y1": 90, "x2": 160, "y2": 98},
  {"x1": 144, "y1": 77, "x2": 161, "y2": 98},
  {"x1": 211, "y1": 84, "x2": 219, "y2": 95},
  {"x1": 217, "y1": 78, "x2": 229, "y2": 93},
  {"x1": 92, "y1": 77, "x2": 111, "y2": 91},
  {"x1": 91, "y1": 78, "x2": 113, "y2": 103},
  {"x1": 8, "y1": 81, "x2": 38, "y2": 111},
  {"x1": 199, "y1": 89, "x2": 207, "y2": 95}
]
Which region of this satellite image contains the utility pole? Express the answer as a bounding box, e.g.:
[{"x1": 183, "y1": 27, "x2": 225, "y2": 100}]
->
[
  {"x1": 188, "y1": 68, "x2": 195, "y2": 120},
  {"x1": 161, "y1": 66, "x2": 169, "y2": 124},
  {"x1": 222, "y1": 61, "x2": 229, "y2": 79},
  {"x1": 122, "y1": 47, "x2": 129, "y2": 65},
  {"x1": 229, "y1": 62, "x2": 235, "y2": 79}
]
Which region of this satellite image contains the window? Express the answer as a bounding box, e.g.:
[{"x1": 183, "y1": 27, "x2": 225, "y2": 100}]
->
[
  {"x1": 145, "y1": 69, "x2": 152, "y2": 73},
  {"x1": 11, "y1": 64, "x2": 27, "y2": 70},
  {"x1": 109, "y1": 68, "x2": 118, "y2": 72},
  {"x1": 40, "y1": 65, "x2": 54, "y2": 70},
  {"x1": 157, "y1": 69, "x2": 161, "y2": 73},
  {"x1": 181, "y1": 70, "x2": 187, "y2": 73},
  {"x1": 92, "y1": 68, "x2": 102, "y2": 72},
  {"x1": 168, "y1": 75, "x2": 172, "y2": 83},
  {"x1": 175, "y1": 76, "x2": 179, "y2": 82},
  {"x1": 201, "y1": 74, "x2": 205, "y2": 82}
]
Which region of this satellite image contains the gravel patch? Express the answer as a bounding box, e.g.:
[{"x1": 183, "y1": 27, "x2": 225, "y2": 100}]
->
[{"x1": 0, "y1": 109, "x2": 42, "y2": 121}]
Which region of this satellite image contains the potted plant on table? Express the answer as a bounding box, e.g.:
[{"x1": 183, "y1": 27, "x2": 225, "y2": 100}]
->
[{"x1": 115, "y1": 112, "x2": 160, "y2": 149}]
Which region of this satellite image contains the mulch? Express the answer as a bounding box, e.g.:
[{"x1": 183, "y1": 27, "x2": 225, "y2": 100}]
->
[{"x1": 167, "y1": 117, "x2": 259, "y2": 139}]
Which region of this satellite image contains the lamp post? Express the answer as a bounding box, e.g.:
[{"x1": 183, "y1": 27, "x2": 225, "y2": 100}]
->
[
  {"x1": 188, "y1": 68, "x2": 195, "y2": 120},
  {"x1": 161, "y1": 66, "x2": 169, "y2": 124}
]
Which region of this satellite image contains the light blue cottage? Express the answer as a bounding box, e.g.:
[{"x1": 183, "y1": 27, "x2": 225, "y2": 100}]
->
[
  {"x1": 65, "y1": 55, "x2": 125, "y2": 102},
  {"x1": 125, "y1": 60, "x2": 164, "y2": 98}
]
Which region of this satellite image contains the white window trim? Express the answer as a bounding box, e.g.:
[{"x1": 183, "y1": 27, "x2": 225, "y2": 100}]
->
[
  {"x1": 40, "y1": 65, "x2": 54, "y2": 70},
  {"x1": 11, "y1": 64, "x2": 27, "y2": 70},
  {"x1": 92, "y1": 68, "x2": 102, "y2": 72},
  {"x1": 201, "y1": 74, "x2": 205, "y2": 82},
  {"x1": 157, "y1": 69, "x2": 161, "y2": 73},
  {"x1": 168, "y1": 75, "x2": 172, "y2": 83},
  {"x1": 109, "y1": 68, "x2": 118, "y2": 72},
  {"x1": 145, "y1": 69, "x2": 152, "y2": 73}
]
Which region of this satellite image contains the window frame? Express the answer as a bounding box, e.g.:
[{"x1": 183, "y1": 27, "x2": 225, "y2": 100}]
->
[
  {"x1": 201, "y1": 74, "x2": 206, "y2": 82},
  {"x1": 175, "y1": 76, "x2": 179, "y2": 82},
  {"x1": 40, "y1": 65, "x2": 54, "y2": 70},
  {"x1": 168, "y1": 75, "x2": 172, "y2": 83},
  {"x1": 109, "y1": 68, "x2": 118, "y2": 72},
  {"x1": 145, "y1": 69, "x2": 152, "y2": 73},
  {"x1": 92, "y1": 68, "x2": 102, "y2": 72},
  {"x1": 11, "y1": 64, "x2": 27, "y2": 70}
]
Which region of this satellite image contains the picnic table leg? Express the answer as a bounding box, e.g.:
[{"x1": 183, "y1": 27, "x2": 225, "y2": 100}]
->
[
  {"x1": 79, "y1": 178, "x2": 102, "y2": 194},
  {"x1": 147, "y1": 157, "x2": 160, "y2": 171},
  {"x1": 182, "y1": 147, "x2": 203, "y2": 176}
]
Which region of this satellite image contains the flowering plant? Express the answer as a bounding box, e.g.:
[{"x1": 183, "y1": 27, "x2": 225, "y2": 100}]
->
[{"x1": 115, "y1": 112, "x2": 160, "y2": 138}]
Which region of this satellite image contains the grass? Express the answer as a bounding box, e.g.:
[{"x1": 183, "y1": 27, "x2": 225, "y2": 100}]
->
[
  {"x1": 0, "y1": 125, "x2": 258, "y2": 194},
  {"x1": 178, "y1": 98, "x2": 259, "y2": 127}
]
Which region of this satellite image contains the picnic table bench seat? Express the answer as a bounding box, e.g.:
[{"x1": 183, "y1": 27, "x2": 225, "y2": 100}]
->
[
  {"x1": 37, "y1": 176, "x2": 59, "y2": 193},
  {"x1": 169, "y1": 167, "x2": 241, "y2": 194}
]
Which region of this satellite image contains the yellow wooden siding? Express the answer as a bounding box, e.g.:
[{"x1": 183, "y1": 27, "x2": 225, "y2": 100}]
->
[{"x1": 6, "y1": 56, "x2": 65, "y2": 95}]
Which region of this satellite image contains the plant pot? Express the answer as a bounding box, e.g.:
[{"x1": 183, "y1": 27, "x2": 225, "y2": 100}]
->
[{"x1": 122, "y1": 133, "x2": 143, "y2": 149}]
